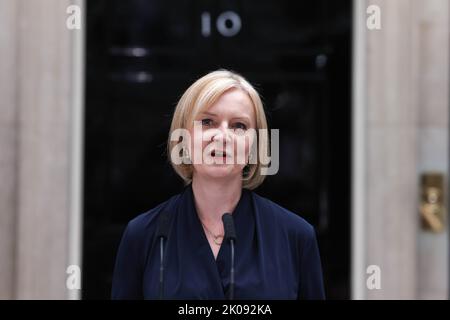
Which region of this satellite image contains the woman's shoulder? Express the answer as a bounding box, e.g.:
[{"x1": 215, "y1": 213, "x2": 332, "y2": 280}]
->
[{"x1": 251, "y1": 191, "x2": 316, "y2": 240}]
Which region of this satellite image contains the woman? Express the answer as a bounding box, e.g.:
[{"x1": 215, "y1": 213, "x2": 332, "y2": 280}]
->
[{"x1": 111, "y1": 70, "x2": 325, "y2": 299}]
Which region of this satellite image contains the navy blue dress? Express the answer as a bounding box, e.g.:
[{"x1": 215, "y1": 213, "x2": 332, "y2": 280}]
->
[{"x1": 111, "y1": 184, "x2": 325, "y2": 299}]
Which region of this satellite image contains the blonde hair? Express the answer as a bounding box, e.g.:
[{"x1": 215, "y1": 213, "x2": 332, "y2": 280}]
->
[{"x1": 167, "y1": 69, "x2": 269, "y2": 190}]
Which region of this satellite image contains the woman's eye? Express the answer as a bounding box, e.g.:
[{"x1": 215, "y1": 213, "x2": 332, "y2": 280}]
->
[
  {"x1": 201, "y1": 118, "x2": 213, "y2": 126},
  {"x1": 233, "y1": 122, "x2": 247, "y2": 130}
]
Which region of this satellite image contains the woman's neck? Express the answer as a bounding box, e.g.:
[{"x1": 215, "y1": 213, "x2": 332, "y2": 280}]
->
[{"x1": 191, "y1": 175, "x2": 242, "y2": 228}]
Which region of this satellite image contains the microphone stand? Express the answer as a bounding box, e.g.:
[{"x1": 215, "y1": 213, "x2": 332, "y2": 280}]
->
[{"x1": 222, "y1": 213, "x2": 237, "y2": 300}]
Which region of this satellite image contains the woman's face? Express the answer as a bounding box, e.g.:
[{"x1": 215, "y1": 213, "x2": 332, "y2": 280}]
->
[{"x1": 188, "y1": 88, "x2": 256, "y2": 181}]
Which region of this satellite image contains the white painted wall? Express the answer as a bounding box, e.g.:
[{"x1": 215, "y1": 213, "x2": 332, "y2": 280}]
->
[
  {"x1": 0, "y1": 0, "x2": 84, "y2": 299},
  {"x1": 352, "y1": 0, "x2": 448, "y2": 299}
]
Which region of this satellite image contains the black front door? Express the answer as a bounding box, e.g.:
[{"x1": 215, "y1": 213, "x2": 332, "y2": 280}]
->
[{"x1": 83, "y1": 0, "x2": 351, "y2": 299}]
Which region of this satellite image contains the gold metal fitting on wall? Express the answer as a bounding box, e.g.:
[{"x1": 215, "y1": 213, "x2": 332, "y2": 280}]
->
[{"x1": 420, "y1": 173, "x2": 446, "y2": 233}]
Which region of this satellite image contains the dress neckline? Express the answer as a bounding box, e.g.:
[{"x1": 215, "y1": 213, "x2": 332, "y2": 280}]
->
[{"x1": 185, "y1": 183, "x2": 247, "y2": 262}]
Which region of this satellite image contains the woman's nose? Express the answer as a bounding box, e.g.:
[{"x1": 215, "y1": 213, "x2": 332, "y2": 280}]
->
[{"x1": 211, "y1": 123, "x2": 232, "y2": 143}]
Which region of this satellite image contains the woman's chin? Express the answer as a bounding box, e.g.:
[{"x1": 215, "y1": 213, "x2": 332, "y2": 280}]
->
[{"x1": 196, "y1": 164, "x2": 241, "y2": 180}]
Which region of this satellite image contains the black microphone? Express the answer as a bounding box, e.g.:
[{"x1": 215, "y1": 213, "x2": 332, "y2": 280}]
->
[
  {"x1": 222, "y1": 213, "x2": 237, "y2": 300},
  {"x1": 155, "y1": 210, "x2": 171, "y2": 299}
]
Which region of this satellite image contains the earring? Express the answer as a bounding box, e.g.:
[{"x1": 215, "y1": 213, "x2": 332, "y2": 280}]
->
[
  {"x1": 182, "y1": 147, "x2": 191, "y2": 164},
  {"x1": 242, "y1": 163, "x2": 250, "y2": 178}
]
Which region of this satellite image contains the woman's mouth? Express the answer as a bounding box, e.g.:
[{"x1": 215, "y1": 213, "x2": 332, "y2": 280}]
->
[{"x1": 211, "y1": 150, "x2": 229, "y2": 159}]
